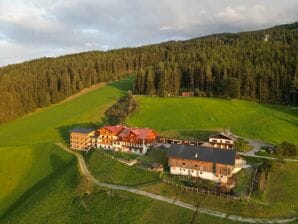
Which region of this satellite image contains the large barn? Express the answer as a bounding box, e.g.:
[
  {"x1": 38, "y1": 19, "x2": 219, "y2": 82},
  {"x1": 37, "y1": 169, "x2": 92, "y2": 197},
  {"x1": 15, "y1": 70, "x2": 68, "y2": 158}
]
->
[{"x1": 167, "y1": 144, "x2": 240, "y2": 184}]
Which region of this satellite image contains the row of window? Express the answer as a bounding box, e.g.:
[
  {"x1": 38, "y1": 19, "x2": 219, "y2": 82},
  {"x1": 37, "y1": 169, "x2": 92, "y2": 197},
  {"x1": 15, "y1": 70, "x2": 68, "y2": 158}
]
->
[{"x1": 211, "y1": 139, "x2": 232, "y2": 144}]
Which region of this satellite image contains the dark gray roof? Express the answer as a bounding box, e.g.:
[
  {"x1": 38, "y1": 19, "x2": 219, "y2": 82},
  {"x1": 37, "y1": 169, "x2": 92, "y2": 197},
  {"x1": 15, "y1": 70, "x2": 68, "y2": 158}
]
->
[
  {"x1": 70, "y1": 127, "x2": 94, "y2": 134},
  {"x1": 167, "y1": 144, "x2": 236, "y2": 165}
]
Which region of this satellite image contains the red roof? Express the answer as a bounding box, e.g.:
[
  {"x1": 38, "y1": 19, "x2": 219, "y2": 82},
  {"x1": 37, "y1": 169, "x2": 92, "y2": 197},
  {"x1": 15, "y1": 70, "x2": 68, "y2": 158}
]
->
[
  {"x1": 101, "y1": 125, "x2": 126, "y2": 134},
  {"x1": 119, "y1": 128, "x2": 155, "y2": 139}
]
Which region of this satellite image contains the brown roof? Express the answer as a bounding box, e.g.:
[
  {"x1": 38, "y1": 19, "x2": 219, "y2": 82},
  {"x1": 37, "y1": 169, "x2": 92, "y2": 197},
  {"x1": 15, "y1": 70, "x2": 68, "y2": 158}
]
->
[
  {"x1": 119, "y1": 128, "x2": 155, "y2": 139},
  {"x1": 101, "y1": 125, "x2": 126, "y2": 134}
]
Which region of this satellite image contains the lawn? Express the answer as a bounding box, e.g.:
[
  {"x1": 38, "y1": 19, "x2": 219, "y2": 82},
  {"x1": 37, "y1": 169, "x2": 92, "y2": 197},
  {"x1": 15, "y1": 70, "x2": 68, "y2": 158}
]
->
[
  {"x1": 0, "y1": 143, "x2": 74, "y2": 215},
  {"x1": 0, "y1": 78, "x2": 132, "y2": 216},
  {"x1": 263, "y1": 162, "x2": 298, "y2": 215},
  {"x1": 103, "y1": 149, "x2": 140, "y2": 161},
  {"x1": 87, "y1": 149, "x2": 160, "y2": 186},
  {"x1": 126, "y1": 96, "x2": 298, "y2": 145},
  {"x1": 138, "y1": 148, "x2": 168, "y2": 167},
  {"x1": 0, "y1": 78, "x2": 132, "y2": 146},
  {"x1": 1, "y1": 162, "x2": 237, "y2": 224}
]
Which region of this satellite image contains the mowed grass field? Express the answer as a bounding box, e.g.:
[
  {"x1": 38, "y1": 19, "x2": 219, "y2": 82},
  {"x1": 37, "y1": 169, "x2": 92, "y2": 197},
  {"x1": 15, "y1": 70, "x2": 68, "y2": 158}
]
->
[
  {"x1": 0, "y1": 78, "x2": 132, "y2": 217},
  {"x1": 0, "y1": 78, "x2": 237, "y2": 223},
  {"x1": 126, "y1": 96, "x2": 298, "y2": 145},
  {"x1": 0, "y1": 143, "x2": 74, "y2": 215},
  {"x1": 1, "y1": 165, "x2": 236, "y2": 224}
]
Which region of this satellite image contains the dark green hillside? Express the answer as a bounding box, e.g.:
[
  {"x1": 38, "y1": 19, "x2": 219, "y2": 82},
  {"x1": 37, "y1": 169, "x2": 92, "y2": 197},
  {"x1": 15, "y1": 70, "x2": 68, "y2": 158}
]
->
[{"x1": 1, "y1": 22, "x2": 298, "y2": 123}]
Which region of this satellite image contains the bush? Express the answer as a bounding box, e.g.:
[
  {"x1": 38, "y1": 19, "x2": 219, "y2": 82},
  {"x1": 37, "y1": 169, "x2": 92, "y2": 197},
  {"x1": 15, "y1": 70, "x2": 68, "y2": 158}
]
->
[
  {"x1": 105, "y1": 91, "x2": 137, "y2": 125},
  {"x1": 274, "y1": 142, "x2": 297, "y2": 157},
  {"x1": 234, "y1": 138, "x2": 253, "y2": 152}
]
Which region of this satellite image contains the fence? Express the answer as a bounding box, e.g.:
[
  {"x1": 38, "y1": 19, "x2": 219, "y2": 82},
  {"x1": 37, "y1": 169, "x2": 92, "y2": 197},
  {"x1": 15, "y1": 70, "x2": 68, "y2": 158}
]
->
[
  {"x1": 162, "y1": 179, "x2": 242, "y2": 201},
  {"x1": 157, "y1": 137, "x2": 204, "y2": 146},
  {"x1": 247, "y1": 167, "x2": 258, "y2": 199}
]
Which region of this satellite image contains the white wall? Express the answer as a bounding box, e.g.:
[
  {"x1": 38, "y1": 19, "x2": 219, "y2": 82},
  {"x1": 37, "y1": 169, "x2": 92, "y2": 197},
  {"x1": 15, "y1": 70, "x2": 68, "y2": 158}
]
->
[{"x1": 170, "y1": 166, "x2": 229, "y2": 183}]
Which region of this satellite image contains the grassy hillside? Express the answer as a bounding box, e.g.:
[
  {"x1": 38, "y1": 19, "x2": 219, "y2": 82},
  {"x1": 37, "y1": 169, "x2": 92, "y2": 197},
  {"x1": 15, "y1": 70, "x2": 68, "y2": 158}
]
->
[
  {"x1": 0, "y1": 78, "x2": 132, "y2": 217},
  {"x1": 1, "y1": 164, "x2": 236, "y2": 224},
  {"x1": 0, "y1": 78, "x2": 132, "y2": 146},
  {"x1": 126, "y1": 96, "x2": 298, "y2": 145},
  {"x1": 0, "y1": 78, "x2": 236, "y2": 223}
]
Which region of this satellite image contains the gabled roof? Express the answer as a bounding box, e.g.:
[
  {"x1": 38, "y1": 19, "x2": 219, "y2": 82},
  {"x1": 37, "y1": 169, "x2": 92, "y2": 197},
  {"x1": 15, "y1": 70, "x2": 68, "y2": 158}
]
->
[
  {"x1": 167, "y1": 144, "x2": 236, "y2": 165},
  {"x1": 70, "y1": 127, "x2": 94, "y2": 134},
  {"x1": 119, "y1": 128, "x2": 155, "y2": 139},
  {"x1": 101, "y1": 125, "x2": 126, "y2": 134},
  {"x1": 209, "y1": 132, "x2": 237, "y2": 141}
]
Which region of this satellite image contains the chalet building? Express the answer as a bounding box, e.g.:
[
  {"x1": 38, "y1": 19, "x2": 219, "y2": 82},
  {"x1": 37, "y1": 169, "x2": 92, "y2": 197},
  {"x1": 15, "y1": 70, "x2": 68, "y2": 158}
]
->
[
  {"x1": 208, "y1": 132, "x2": 237, "y2": 149},
  {"x1": 97, "y1": 125, "x2": 126, "y2": 149},
  {"x1": 117, "y1": 127, "x2": 158, "y2": 154},
  {"x1": 167, "y1": 144, "x2": 240, "y2": 184},
  {"x1": 70, "y1": 125, "x2": 158, "y2": 154},
  {"x1": 70, "y1": 128, "x2": 96, "y2": 150}
]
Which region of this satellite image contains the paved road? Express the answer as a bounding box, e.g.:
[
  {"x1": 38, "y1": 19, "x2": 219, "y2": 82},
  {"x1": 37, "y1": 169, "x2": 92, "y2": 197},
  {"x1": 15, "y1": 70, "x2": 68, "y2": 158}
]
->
[
  {"x1": 237, "y1": 152, "x2": 298, "y2": 162},
  {"x1": 56, "y1": 143, "x2": 297, "y2": 224},
  {"x1": 244, "y1": 138, "x2": 274, "y2": 156}
]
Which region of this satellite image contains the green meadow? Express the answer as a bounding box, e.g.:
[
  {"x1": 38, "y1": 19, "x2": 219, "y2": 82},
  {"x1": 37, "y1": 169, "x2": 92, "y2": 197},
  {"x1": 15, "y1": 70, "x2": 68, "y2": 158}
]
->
[
  {"x1": 126, "y1": 96, "x2": 298, "y2": 145},
  {"x1": 1, "y1": 165, "x2": 236, "y2": 224},
  {"x1": 0, "y1": 78, "x2": 132, "y2": 217},
  {"x1": 0, "y1": 78, "x2": 237, "y2": 223},
  {"x1": 1, "y1": 77, "x2": 298, "y2": 223}
]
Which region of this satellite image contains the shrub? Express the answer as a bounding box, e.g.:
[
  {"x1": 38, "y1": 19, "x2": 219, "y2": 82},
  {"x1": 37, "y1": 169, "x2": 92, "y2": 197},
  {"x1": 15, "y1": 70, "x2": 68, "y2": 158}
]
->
[
  {"x1": 234, "y1": 138, "x2": 252, "y2": 152},
  {"x1": 105, "y1": 92, "x2": 137, "y2": 125},
  {"x1": 274, "y1": 142, "x2": 297, "y2": 157}
]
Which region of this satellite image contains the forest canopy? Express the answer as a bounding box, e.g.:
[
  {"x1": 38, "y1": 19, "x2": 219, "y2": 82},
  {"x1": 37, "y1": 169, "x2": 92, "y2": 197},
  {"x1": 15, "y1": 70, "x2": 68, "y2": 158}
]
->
[{"x1": 0, "y1": 22, "x2": 297, "y2": 123}]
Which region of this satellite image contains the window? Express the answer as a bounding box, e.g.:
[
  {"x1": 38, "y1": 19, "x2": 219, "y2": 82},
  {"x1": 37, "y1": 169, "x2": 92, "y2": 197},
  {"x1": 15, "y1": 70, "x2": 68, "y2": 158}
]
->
[
  {"x1": 195, "y1": 164, "x2": 198, "y2": 167},
  {"x1": 182, "y1": 162, "x2": 186, "y2": 166}
]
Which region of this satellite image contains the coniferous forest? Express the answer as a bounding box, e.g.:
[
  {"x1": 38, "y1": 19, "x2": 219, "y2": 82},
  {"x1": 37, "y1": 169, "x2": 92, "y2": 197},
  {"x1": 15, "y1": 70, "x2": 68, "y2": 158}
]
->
[{"x1": 0, "y1": 22, "x2": 297, "y2": 123}]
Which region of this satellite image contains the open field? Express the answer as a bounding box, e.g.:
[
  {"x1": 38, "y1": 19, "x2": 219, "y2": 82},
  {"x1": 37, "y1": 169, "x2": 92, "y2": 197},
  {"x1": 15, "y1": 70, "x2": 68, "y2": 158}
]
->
[
  {"x1": 0, "y1": 78, "x2": 132, "y2": 146},
  {"x1": 0, "y1": 143, "x2": 74, "y2": 215},
  {"x1": 0, "y1": 77, "x2": 238, "y2": 223},
  {"x1": 0, "y1": 163, "x2": 237, "y2": 224},
  {"x1": 264, "y1": 162, "x2": 298, "y2": 214},
  {"x1": 126, "y1": 96, "x2": 298, "y2": 145},
  {"x1": 0, "y1": 78, "x2": 132, "y2": 217},
  {"x1": 1, "y1": 77, "x2": 298, "y2": 222}
]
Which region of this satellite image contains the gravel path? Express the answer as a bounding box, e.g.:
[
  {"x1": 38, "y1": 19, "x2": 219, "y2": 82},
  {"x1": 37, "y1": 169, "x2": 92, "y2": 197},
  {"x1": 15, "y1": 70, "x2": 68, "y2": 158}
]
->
[{"x1": 56, "y1": 143, "x2": 297, "y2": 224}]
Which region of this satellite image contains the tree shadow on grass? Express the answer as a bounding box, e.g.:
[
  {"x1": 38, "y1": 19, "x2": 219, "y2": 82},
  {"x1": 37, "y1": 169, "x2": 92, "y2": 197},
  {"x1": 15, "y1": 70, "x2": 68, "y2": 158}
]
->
[
  {"x1": 262, "y1": 103, "x2": 298, "y2": 118},
  {"x1": 107, "y1": 76, "x2": 133, "y2": 92},
  {"x1": 0, "y1": 155, "x2": 76, "y2": 221}
]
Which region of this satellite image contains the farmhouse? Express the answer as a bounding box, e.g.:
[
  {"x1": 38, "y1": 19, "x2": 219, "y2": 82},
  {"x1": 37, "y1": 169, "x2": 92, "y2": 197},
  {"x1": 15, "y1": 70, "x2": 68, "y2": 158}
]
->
[
  {"x1": 97, "y1": 125, "x2": 126, "y2": 149},
  {"x1": 70, "y1": 125, "x2": 158, "y2": 154},
  {"x1": 167, "y1": 144, "x2": 239, "y2": 184},
  {"x1": 70, "y1": 128, "x2": 96, "y2": 150},
  {"x1": 208, "y1": 132, "x2": 236, "y2": 149},
  {"x1": 117, "y1": 127, "x2": 158, "y2": 154}
]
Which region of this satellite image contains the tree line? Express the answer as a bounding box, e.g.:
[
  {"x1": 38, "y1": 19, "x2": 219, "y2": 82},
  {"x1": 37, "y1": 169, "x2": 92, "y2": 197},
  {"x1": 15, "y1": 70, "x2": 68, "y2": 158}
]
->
[
  {"x1": 0, "y1": 22, "x2": 297, "y2": 123},
  {"x1": 133, "y1": 23, "x2": 298, "y2": 105}
]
